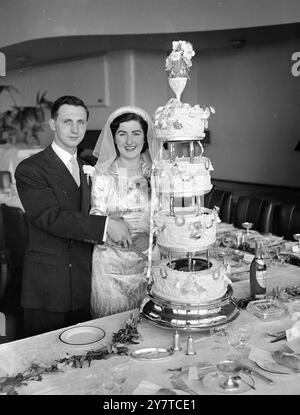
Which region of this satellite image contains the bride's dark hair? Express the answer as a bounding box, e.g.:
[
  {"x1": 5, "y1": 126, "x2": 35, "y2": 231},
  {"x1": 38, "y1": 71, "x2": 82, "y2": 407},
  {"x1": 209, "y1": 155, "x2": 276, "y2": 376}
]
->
[{"x1": 110, "y1": 112, "x2": 149, "y2": 155}]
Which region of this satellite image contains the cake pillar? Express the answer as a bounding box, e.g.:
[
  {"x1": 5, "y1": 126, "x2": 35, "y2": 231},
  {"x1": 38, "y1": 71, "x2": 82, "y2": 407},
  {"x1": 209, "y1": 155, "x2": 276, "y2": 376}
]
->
[
  {"x1": 170, "y1": 196, "x2": 175, "y2": 216},
  {"x1": 170, "y1": 143, "x2": 175, "y2": 162},
  {"x1": 189, "y1": 142, "x2": 194, "y2": 163},
  {"x1": 187, "y1": 252, "x2": 192, "y2": 272},
  {"x1": 196, "y1": 196, "x2": 202, "y2": 214}
]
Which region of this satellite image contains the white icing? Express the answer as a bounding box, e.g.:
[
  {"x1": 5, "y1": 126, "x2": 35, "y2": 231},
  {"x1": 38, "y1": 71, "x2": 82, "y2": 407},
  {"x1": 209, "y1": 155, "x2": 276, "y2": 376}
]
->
[
  {"x1": 154, "y1": 156, "x2": 213, "y2": 196},
  {"x1": 154, "y1": 207, "x2": 220, "y2": 252},
  {"x1": 151, "y1": 258, "x2": 230, "y2": 304},
  {"x1": 154, "y1": 99, "x2": 213, "y2": 141}
]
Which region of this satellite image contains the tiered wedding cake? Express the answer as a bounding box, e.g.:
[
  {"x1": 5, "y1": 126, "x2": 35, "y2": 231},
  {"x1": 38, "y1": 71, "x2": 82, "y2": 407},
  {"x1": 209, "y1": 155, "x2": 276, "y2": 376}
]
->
[{"x1": 141, "y1": 41, "x2": 239, "y2": 329}]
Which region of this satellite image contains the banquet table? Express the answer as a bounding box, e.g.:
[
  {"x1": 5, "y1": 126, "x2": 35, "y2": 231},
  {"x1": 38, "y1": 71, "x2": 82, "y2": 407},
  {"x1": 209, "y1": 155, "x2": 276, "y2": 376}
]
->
[
  {"x1": 0, "y1": 144, "x2": 43, "y2": 183},
  {"x1": 0, "y1": 187, "x2": 23, "y2": 210},
  {"x1": 0, "y1": 258, "x2": 300, "y2": 396}
]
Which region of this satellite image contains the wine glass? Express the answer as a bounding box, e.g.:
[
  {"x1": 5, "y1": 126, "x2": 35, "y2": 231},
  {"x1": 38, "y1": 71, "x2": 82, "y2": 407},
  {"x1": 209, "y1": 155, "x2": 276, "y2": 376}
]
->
[
  {"x1": 293, "y1": 234, "x2": 300, "y2": 252},
  {"x1": 111, "y1": 362, "x2": 129, "y2": 394},
  {"x1": 242, "y1": 222, "x2": 253, "y2": 235},
  {"x1": 227, "y1": 325, "x2": 242, "y2": 360},
  {"x1": 235, "y1": 324, "x2": 253, "y2": 357},
  {"x1": 276, "y1": 246, "x2": 291, "y2": 266},
  {"x1": 231, "y1": 250, "x2": 244, "y2": 268},
  {"x1": 101, "y1": 370, "x2": 116, "y2": 394}
]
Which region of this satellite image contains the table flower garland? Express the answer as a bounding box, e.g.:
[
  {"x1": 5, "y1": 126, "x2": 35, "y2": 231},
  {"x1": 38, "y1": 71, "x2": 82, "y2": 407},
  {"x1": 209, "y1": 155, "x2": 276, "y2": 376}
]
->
[{"x1": 0, "y1": 313, "x2": 141, "y2": 395}]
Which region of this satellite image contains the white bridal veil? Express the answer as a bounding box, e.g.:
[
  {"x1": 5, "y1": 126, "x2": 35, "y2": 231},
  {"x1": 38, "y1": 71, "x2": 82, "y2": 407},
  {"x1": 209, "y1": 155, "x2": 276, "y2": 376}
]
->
[{"x1": 92, "y1": 106, "x2": 160, "y2": 172}]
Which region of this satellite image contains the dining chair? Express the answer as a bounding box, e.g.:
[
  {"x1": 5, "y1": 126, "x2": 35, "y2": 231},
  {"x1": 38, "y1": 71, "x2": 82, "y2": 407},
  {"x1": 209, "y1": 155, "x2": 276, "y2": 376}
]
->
[
  {"x1": 0, "y1": 170, "x2": 12, "y2": 189},
  {"x1": 273, "y1": 203, "x2": 300, "y2": 240},
  {"x1": 233, "y1": 196, "x2": 275, "y2": 234},
  {"x1": 204, "y1": 188, "x2": 233, "y2": 223},
  {"x1": 0, "y1": 204, "x2": 28, "y2": 341}
]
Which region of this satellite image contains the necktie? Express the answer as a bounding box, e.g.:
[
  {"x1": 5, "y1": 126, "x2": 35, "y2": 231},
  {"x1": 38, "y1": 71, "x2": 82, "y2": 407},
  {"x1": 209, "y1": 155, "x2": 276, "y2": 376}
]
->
[{"x1": 68, "y1": 155, "x2": 80, "y2": 187}]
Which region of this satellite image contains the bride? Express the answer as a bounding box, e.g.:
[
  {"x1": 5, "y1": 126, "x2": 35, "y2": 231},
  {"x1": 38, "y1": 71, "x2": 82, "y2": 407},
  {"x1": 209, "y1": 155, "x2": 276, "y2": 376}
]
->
[{"x1": 90, "y1": 106, "x2": 160, "y2": 317}]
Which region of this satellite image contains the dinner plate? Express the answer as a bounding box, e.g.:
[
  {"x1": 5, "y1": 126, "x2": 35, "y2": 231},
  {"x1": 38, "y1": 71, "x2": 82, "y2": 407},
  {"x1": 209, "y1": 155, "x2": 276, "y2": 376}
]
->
[
  {"x1": 255, "y1": 360, "x2": 292, "y2": 375},
  {"x1": 59, "y1": 325, "x2": 106, "y2": 346},
  {"x1": 131, "y1": 347, "x2": 173, "y2": 360}
]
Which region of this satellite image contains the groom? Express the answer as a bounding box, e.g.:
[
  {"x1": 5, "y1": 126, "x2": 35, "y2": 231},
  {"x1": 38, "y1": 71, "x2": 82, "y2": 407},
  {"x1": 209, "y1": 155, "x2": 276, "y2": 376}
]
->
[{"x1": 15, "y1": 95, "x2": 132, "y2": 337}]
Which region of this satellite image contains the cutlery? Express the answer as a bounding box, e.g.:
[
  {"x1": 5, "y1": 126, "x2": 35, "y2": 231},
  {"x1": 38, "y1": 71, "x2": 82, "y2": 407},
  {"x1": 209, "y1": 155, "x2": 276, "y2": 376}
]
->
[
  {"x1": 241, "y1": 365, "x2": 274, "y2": 385},
  {"x1": 168, "y1": 367, "x2": 182, "y2": 372},
  {"x1": 235, "y1": 375, "x2": 256, "y2": 390},
  {"x1": 171, "y1": 378, "x2": 198, "y2": 395},
  {"x1": 269, "y1": 333, "x2": 286, "y2": 343},
  {"x1": 267, "y1": 331, "x2": 286, "y2": 338}
]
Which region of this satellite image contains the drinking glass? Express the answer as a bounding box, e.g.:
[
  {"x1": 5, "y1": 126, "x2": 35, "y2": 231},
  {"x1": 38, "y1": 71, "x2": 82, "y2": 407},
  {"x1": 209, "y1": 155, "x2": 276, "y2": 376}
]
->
[
  {"x1": 242, "y1": 222, "x2": 253, "y2": 235},
  {"x1": 101, "y1": 370, "x2": 116, "y2": 394},
  {"x1": 111, "y1": 362, "x2": 129, "y2": 394},
  {"x1": 293, "y1": 234, "x2": 300, "y2": 251},
  {"x1": 216, "y1": 360, "x2": 242, "y2": 391},
  {"x1": 227, "y1": 325, "x2": 241, "y2": 360},
  {"x1": 235, "y1": 324, "x2": 253, "y2": 357},
  {"x1": 210, "y1": 325, "x2": 229, "y2": 363},
  {"x1": 231, "y1": 250, "x2": 244, "y2": 268},
  {"x1": 276, "y1": 246, "x2": 291, "y2": 266}
]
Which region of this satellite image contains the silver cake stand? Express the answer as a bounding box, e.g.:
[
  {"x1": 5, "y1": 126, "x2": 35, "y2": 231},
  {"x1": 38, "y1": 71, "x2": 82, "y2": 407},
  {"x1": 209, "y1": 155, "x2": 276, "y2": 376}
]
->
[{"x1": 140, "y1": 285, "x2": 239, "y2": 331}]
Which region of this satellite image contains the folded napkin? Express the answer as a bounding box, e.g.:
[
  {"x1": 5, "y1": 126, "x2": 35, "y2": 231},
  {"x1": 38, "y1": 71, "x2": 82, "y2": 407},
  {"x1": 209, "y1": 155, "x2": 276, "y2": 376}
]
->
[
  {"x1": 133, "y1": 380, "x2": 165, "y2": 395},
  {"x1": 248, "y1": 346, "x2": 291, "y2": 374}
]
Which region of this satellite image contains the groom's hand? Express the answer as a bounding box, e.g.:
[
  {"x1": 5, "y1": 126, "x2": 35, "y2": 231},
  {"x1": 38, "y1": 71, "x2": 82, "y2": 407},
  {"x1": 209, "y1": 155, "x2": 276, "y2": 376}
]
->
[{"x1": 107, "y1": 217, "x2": 132, "y2": 248}]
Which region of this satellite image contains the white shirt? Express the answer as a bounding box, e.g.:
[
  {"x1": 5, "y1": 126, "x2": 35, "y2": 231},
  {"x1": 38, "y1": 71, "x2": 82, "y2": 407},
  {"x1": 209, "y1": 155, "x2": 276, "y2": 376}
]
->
[
  {"x1": 51, "y1": 141, "x2": 107, "y2": 242},
  {"x1": 51, "y1": 141, "x2": 77, "y2": 172}
]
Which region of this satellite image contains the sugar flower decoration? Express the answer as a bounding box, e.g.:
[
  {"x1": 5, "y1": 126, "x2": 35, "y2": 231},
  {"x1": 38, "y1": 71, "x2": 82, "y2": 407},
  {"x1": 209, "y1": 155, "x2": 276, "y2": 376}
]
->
[{"x1": 165, "y1": 40, "x2": 195, "y2": 79}]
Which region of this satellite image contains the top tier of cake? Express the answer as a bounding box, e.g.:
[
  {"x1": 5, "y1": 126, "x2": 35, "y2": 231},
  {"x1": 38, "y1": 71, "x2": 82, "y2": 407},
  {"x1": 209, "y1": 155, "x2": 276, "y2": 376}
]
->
[{"x1": 154, "y1": 98, "x2": 213, "y2": 142}]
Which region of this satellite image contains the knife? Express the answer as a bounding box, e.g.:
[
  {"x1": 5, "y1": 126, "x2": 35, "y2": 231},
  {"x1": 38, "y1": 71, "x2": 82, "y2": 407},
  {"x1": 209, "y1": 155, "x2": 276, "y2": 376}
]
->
[
  {"x1": 241, "y1": 364, "x2": 274, "y2": 385},
  {"x1": 270, "y1": 332, "x2": 286, "y2": 343}
]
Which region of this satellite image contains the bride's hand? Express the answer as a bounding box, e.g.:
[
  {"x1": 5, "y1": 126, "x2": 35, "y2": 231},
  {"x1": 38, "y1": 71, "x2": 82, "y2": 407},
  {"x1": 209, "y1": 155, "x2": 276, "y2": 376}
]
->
[{"x1": 132, "y1": 232, "x2": 149, "y2": 252}]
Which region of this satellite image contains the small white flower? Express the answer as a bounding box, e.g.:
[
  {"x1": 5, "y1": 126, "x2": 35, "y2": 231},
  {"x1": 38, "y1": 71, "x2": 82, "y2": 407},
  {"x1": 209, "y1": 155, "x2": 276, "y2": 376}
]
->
[{"x1": 82, "y1": 165, "x2": 95, "y2": 184}]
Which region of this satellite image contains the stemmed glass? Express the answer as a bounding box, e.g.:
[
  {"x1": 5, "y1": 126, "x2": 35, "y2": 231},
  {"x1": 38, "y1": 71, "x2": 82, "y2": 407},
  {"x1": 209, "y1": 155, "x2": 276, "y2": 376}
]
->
[
  {"x1": 293, "y1": 234, "x2": 300, "y2": 252},
  {"x1": 216, "y1": 360, "x2": 242, "y2": 391},
  {"x1": 101, "y1": 370, "x2": 116, "y2": 394},
  {"x1": 276, "y1": 246, "x2": 291, "y2": 266},
  {"x1": 111, "y1": 362, "x2": 129, "y2": 394},
  {"x1": 235, "y1": 324, "x2": 253, "y2": 356},
  {"x1": 242, "y1": 222, "x2": 253, "y2": 235},
  {"x1": 231, "y1": 250, "x2": 244, "y2": 268}
]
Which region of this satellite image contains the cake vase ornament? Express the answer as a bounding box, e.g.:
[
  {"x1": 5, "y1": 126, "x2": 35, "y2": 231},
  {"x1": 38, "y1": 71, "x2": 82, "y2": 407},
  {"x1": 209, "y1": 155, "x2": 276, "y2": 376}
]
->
[{"x1": 168, "y1": 77, "x2": 187, "y2": 102}]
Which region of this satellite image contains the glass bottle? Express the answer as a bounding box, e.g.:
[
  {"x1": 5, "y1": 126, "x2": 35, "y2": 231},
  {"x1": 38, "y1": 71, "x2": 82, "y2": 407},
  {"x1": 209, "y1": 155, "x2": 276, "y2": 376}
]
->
[{"x1": 250, "y1": 239, "x2": 267, "y2": 300}]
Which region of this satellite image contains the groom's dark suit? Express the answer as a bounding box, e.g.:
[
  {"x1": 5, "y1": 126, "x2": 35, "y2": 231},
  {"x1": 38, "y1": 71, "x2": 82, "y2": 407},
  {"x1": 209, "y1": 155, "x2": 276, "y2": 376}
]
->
[{"x1": 15, "y1": 145, "x2": 106, "y2": 317}]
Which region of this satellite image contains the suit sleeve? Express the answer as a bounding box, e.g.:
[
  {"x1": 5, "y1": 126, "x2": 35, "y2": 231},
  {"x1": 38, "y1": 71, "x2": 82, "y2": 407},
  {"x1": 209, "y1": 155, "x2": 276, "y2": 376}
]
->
[{"x1": 15, "y1": 159, "x2": 106, "y2": 244}]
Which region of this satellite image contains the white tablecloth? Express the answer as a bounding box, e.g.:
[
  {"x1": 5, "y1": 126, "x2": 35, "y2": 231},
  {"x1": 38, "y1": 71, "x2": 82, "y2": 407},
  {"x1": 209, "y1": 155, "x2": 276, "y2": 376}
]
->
[
  {"x1": 0, "y1": 144, "x2": 43, "y2": 183},
  {"x1": 0, "y1": 262, "x2": 300, "y2": 396}
]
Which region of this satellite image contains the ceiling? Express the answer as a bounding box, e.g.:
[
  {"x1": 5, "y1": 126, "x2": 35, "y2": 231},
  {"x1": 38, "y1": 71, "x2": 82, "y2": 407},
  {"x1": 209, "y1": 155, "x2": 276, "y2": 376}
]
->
[{"x1": 3, "y1": 22, "x2": 300, "y2": 71}]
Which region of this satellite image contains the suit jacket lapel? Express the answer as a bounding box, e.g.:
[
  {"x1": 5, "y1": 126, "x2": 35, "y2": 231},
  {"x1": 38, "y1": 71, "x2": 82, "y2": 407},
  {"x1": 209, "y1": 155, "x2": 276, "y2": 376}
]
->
[
  {"x1": 43, "y1": 145, "x2": 81, "y2": 207},
  {"x1": 78, "y1": 158, "x2": 92, "y2": 214}
]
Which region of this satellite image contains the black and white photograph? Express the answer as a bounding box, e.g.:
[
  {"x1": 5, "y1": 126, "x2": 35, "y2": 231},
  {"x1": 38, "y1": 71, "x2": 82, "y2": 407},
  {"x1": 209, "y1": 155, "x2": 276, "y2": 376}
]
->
[{"x1": 0, "y1": 0, "x2": 300, "y2": 403}]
